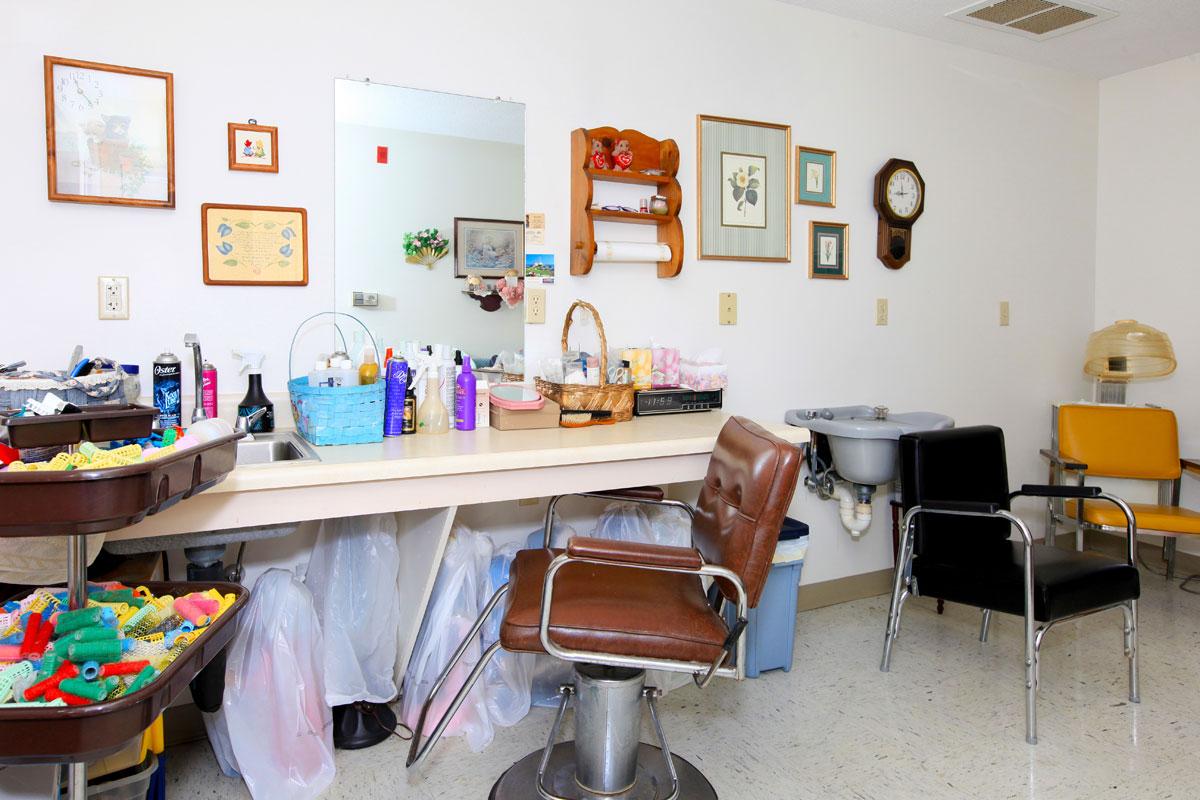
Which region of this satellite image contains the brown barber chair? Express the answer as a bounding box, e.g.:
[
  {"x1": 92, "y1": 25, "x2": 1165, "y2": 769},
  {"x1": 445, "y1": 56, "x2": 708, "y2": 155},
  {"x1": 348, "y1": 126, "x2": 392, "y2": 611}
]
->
[{"x1": 407, "y1": 416, "x2": 802, "y2": 799}]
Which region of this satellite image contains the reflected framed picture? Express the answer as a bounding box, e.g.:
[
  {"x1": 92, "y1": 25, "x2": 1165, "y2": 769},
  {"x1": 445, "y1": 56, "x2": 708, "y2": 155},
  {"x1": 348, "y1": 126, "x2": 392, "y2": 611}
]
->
[
  {"x1": 795, "y1": 146, "x2": 836, "y2": 208},
  {"x1": 809, "y1": 221, "x2": 848, "y2": 280},
  {"x1": 44, "y1": 55, "x2": 174, "y2": 207},
  {"x1": 697, "y1": 115, "x2": 790, "y2": 261},
  {"x1": 227, "y1": 122, "x2": 278, "y2": 172},
  {"x1": 202, "y1": 203, "x2": 308, "y2": 286},
  {"x1": 454, "y1": 217, "x2": 524, "y2": 278}
]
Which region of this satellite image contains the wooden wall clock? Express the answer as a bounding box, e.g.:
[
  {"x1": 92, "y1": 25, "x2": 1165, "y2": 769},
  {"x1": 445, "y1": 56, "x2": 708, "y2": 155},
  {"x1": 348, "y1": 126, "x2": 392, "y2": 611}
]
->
[{"x1": 873, "y1": 159, "x2": 924, "y2": 269}]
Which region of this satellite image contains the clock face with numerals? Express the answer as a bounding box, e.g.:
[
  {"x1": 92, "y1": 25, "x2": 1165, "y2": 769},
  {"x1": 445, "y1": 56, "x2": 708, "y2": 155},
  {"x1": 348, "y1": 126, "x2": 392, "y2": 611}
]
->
[
  {"x1": 885, "y1": 168, "x2": 921, "y2": 219},
  {"x1": 55, "y1": 68, "x2": 104, "y2": 114}
]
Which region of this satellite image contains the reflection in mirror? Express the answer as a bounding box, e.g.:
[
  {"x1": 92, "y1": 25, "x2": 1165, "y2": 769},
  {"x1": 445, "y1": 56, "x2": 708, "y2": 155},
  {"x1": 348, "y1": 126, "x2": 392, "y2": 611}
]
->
[{"x1": 335, "y1": 79, "x2": 525, "y2": 373}]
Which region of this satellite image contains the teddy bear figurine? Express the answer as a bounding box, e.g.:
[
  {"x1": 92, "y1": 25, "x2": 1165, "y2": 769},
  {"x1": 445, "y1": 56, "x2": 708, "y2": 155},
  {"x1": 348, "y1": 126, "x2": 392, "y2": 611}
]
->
[
  {"x1": 590, "y1": 138, "x2": 612, "y2": 170},
  {"x1": 611, "y1": 139, "x2": 634, "y2": 171}
]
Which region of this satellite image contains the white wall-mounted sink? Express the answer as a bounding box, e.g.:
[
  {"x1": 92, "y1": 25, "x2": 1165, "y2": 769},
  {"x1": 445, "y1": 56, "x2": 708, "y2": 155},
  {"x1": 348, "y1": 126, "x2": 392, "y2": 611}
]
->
[{"x1": 785, "y1": 405, "x2": 954, "y2": 485}]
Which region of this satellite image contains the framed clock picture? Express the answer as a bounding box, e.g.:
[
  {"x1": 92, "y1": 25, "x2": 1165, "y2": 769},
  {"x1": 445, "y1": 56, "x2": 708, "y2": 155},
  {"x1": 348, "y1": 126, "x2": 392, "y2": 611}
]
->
[{"x1": 43, "y1": 56, "x2": 175, "y2": 208}]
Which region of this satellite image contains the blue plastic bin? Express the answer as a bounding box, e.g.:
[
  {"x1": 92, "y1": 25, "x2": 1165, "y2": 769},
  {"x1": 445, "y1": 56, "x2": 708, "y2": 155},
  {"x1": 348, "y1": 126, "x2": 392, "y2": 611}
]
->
[{"x1": 724, "y1": 517, "x2": 808, "y2": 678}]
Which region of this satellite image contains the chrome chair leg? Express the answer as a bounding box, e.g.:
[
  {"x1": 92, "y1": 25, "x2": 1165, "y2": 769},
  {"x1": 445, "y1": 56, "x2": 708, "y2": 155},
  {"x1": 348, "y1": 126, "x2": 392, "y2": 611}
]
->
[
  {"x1": 1123, "y1": 600, "x2": 1140, "y2": 704},
  {"x1": 979, "y1": 609, "x2": 993, "y2": 643},
  {"x1": 1024, "y1": 607, "x2": 1038, "y2": 745},
  {"x1": 535, "y1": 686, "x2": 575, "y2": 800},
  {"x1": 881, "y1": 519, "x2": 915, "y2": 672},
  {"x1": 407, "y1": 585, "x2": 509, "y2": 769},
  {"x1": 645, "y1": 688, "x2": 681, "y2": 800}
]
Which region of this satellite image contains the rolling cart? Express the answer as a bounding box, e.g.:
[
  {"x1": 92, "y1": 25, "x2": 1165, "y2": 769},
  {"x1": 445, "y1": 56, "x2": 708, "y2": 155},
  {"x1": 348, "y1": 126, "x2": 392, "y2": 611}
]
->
[{"x1": 0, "y1": 404, "x2": 248, "y2": 800}]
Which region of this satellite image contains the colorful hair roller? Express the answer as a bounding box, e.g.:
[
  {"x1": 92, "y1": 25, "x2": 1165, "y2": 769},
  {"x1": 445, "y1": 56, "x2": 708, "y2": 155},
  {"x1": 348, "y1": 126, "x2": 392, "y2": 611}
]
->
[
  {"x1": 89, "y1": 601, "x2": 130, "y2": 618},
  {"x1": 25, "y1": 617, "x2": 53, "y2": 659},
  {"x1": 0, "y1": 643, "x2": 21, "y2": 661},
  {"x1": 121, "y1": 603, "x2": 158, "y2": 635},
  {"x1": 14, "y1": 698, "x2": 67, "y2": 707},
  {"x1": 125, "y1": 664, "x2": 158, "y2": 695},
  {"x1": 54, "y1": 606, "x2": 116, "y2": 635},
  {"x1": 36, "y1": 648, "x2": 62, "y2": 681},
  {"x1": 59, "y1": 677, "x2": 117, "y2": 702},
  {"x1": 43, "y1": 686, "x2": 92, "y2": 706},
  {"x1": 0, "y1": 660, "x2": 34, "y2": 703},
  {"x1": 17, "y1": 614, "x2": 42, "y2": 659},
  {"x1": 22, "y1": 660, "x2": 79, "y2": 701},
  {"x1": 173, "y1": 596, "x2": 217, "y2": 626},
  {"x1": 99, "y1": 659, "x2": 150, "y2": 678},
  {"x1": 145, "y1": 614, "x2": 182, "y2": 636},
  {"x1": 66, "y1": 639, "x2": 130, "y2": 664},
  {"x1": 79, "y1": 660, "x2": 102, "y2": 681},
  {"x1": 90, "y1": 589, "x2": 138, "y2": 605},
  {"x1": 68, "y1": 626, "x2": 120, "y2": 643}
]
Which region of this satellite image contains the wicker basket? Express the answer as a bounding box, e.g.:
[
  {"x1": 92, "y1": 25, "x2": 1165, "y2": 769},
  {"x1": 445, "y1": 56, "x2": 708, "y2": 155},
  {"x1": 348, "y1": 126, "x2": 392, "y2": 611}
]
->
[{"x1": 535, "y1": 300, "x2": 634, "y2": 422}]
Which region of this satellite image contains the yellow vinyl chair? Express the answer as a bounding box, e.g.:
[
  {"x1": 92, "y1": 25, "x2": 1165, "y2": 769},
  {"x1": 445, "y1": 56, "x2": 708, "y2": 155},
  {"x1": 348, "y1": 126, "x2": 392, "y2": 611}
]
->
[{"x1": 1043, "y1": 404, "x2": 1200, "y2": 582}]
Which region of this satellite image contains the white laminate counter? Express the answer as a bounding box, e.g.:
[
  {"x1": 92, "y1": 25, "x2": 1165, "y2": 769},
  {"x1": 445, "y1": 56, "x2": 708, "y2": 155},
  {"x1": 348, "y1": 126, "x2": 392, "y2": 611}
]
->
[{"x1": 108, "y1": 413, "x2": 808, "y2": 541}]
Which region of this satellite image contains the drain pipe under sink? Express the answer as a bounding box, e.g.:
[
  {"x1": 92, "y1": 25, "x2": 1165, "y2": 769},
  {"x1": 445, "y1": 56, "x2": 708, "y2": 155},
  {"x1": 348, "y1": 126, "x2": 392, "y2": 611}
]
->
[{"x1": 833, "y1": 484, "x2": 872, "y2": 536}]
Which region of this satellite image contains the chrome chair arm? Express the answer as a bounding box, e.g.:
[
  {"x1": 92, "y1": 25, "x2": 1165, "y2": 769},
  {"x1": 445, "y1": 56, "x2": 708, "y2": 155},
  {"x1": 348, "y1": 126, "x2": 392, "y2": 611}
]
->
[
  {"x1": 541, "y1": 491, "x2": 696, "y2": 547},
  {"x1": 1039, "y1": 448, "x2": 1088, "y2": 472},
  {"x1": 537, "y1": 552, "x2": 749, "y2": 686}
]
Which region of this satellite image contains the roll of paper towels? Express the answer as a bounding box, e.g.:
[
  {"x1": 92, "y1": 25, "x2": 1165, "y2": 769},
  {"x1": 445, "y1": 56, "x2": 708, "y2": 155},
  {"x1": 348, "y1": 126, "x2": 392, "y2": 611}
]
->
[{"x1": 595, "y1": 241, "x2": 672, "y2": 263}]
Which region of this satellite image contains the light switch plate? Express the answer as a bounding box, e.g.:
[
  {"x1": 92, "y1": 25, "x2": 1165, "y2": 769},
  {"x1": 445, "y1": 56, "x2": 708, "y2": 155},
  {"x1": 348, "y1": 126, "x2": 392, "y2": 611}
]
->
[
  {"x1": 98, "y1": 276, "x2": 129, "y2": 320},
  {"x1": 719, "y1": 292, "x2": 737, "y2": 325},
  {"x1": 352, "y1": 291, "x2": 379, "y2": 308},
  {"x1": 525, "y1": 287, "x2": 547, "y2": 324},
  {"x1": 875, "y1": 298, "x2": 888, "y2": 326},
  {"x1": 999, "y1": 300, "x2": 1010, "y2": 327}
]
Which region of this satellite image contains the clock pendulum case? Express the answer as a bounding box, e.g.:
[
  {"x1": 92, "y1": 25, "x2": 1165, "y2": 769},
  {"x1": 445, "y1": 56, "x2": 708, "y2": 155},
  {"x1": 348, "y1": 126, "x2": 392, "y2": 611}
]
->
[{"x1": 873, "y1": 159, "x2": 925, "y2": 269}]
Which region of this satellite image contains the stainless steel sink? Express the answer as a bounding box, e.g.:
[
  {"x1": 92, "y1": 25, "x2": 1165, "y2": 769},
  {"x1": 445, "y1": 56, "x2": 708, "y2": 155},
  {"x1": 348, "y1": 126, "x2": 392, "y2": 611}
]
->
[{"x1": 236, "y1": 431, "x2": 318, "y2": 465}]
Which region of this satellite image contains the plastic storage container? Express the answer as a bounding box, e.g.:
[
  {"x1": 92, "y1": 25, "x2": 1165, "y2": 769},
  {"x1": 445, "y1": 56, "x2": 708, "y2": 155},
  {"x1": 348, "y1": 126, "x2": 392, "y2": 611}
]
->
[
  {"x1": 67, "y1": 753, "x2": 158, "y2": 800},
  {"x1": 724, "y1": 517, "x2": 808, "y2": 678}
]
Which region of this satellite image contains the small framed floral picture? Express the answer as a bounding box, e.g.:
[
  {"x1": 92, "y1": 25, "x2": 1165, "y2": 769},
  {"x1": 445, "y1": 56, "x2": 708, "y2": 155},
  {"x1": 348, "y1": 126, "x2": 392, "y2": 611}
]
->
[
  {"x1": 795, "y1": 146, "x2": 836, "y2": 208},
  {"x1": 227, "y1": 122, "x2": 278, "y2": 173},
  {"x1": 809, "y1": 221, "x2": 848, "y2": 280}
]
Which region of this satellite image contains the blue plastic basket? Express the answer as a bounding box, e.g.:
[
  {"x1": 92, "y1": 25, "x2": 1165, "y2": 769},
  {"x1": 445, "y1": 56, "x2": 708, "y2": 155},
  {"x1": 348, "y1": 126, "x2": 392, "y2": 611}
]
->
[{"x1": 287, "y1": 313, "x2": 385, "y2": 446}]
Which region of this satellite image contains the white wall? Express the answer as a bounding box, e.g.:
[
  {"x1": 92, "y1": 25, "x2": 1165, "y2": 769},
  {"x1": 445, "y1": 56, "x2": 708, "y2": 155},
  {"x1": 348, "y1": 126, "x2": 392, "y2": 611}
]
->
[
  {"x1": 334, "y1": 123, "x2": 524, "y2": 360},
  {"x1": 1096, "y1": 54, "x2": 1200, "y2": 552},
  {"x1": 4, "y1": 0, "x2": 1101, "y2": 585}
]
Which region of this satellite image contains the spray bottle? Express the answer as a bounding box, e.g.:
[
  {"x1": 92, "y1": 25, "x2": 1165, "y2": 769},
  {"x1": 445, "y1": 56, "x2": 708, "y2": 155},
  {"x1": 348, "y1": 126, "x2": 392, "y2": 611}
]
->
[
  {"x1": 233, "y1": 351, "x2": 274, "y2": 433},
  {"x1": 455, "y1": 355, "x2": 476, "y2": 431},
  {"x1": 412, "y1": 354, "x2": 449, "y2": 435}
]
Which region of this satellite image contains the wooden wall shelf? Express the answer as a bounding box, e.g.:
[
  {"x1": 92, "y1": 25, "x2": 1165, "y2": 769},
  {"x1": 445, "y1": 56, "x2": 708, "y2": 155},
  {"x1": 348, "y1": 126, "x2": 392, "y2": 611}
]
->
[{"x1": 571, "y1": 127, "x2": 684, "y2": 278}]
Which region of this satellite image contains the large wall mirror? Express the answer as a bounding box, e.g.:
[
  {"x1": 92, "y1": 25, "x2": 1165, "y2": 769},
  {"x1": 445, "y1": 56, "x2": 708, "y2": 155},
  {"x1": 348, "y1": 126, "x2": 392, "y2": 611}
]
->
[{"x1": 335, "y1": 79, "x2": 525, "y2": 367}]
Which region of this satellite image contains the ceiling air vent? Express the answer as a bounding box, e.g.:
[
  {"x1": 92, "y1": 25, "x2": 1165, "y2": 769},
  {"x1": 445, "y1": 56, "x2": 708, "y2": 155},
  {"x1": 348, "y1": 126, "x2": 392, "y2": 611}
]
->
[{"x1": 947, "y1": 0, "x2": 1116, "y2": 40}]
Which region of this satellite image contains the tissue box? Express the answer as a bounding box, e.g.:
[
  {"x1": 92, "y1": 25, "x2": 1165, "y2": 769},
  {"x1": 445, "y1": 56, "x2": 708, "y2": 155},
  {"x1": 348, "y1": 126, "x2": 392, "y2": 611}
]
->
[
  {"x1": 651, "y1": 347, "x2": 680, "y2": 389},
  {"x1": 680, "y1": 356, "x2": 727, "y2": 391}
]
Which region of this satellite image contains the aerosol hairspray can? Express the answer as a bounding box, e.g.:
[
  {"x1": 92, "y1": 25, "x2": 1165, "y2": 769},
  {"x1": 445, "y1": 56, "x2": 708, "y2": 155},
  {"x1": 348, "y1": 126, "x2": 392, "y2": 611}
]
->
[
  {"x1": 383, "y1": 356, "x2": 409, "y2": 437},
  {"x1": 201, "y1": 361, "x2": 218, "y2": 419},
  {"x1": 152, "y1": 350, "x2": 182, "y2": 429}
]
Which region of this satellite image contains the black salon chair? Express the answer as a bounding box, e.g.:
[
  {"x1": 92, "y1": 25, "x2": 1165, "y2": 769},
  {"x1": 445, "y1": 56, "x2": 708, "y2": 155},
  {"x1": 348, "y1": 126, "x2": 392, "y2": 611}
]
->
[{"x1": 880, "y1": 426, "x2": 1141, "y2": 744}]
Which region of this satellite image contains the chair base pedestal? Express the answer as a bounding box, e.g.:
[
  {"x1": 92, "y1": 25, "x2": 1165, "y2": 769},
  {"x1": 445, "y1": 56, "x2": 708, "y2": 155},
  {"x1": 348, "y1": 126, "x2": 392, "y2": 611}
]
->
[{"x1": 489, "y1": 742, "x2": 717, "y2": 800}]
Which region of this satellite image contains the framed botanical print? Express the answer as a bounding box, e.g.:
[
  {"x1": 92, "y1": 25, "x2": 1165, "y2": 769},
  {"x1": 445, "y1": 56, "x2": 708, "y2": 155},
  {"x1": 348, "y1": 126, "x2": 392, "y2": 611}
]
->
[
  {"x1": 809, "y1": 221, "x2": 848, "y2": 280},
  {"x1": 796, "y1": 146, "x2": 836, "y2": 208},
  {"x1": 227, "y1": 122, "x2": 278, "y2": 172},
  {"x1": 697, "y1": 115, "x2": 790, "y2": 261},
  {"x1": 454, "y1": 217, "x2": 525, "y2": 278},
  {"x1": 201, "y1": 203, "x2": 308, "y2": 286},
  {"x1": 44, "y1": 56, "x2": 175, "y2": 207}
]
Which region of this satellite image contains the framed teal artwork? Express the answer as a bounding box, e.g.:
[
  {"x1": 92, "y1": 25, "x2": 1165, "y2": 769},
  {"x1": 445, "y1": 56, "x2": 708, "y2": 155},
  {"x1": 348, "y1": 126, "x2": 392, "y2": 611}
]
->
[
  {"x1": 795, "y1": 146, "x2": 836, "y2": 208},
  {"x1": 809, "y1": 221, "x2": 848, "y2": 279}
]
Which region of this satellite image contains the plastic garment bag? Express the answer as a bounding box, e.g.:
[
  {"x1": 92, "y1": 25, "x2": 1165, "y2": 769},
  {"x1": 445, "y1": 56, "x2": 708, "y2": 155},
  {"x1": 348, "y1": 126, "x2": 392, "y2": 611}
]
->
[
  {"x1": 305, "y1": 513, "x2": 402, "y2": 706},
  {"x1": 201, "y1": 709, "x2": 241, "y2": 778},
  {"x1": 401, "y1": 526, "x2": 496, "y2": 753},
  {"x1": 481, "y1": 542, "x2": 535, "y2": 728},
  {"x1": 218, "y1": 569, "x2": 335, "y2": 800}
]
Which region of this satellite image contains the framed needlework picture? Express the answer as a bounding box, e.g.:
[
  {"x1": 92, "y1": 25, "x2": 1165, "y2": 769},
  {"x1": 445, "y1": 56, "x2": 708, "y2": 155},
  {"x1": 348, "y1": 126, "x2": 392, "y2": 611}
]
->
[
  {"x1": 44, "y1": 56, "x2": 175, "y2": 207},
  {"x1": 227, "y1": 122, "x2": 278, "y2": 172},
  {"x1": 202, "y1": 203, "x2": 308, "y2": 286},
  {"x1": 454, "y1": 217, "x2": 525, "y2": 278},
  {"x1": 809, "y1": 221, "x2": 848, "y2": 280},
  {"x1": 795, "y1": 146, "x2": 836, "y2": 208},
  {"x1": 697, "y1": 115, "x2": 790, "y2": 261}
]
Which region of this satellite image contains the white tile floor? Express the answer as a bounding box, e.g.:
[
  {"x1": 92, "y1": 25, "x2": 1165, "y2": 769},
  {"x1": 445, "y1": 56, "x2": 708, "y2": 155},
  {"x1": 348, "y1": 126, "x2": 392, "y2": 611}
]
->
[{"x1": 168, "y1": 575, "x2": 1200, "y2": 799}]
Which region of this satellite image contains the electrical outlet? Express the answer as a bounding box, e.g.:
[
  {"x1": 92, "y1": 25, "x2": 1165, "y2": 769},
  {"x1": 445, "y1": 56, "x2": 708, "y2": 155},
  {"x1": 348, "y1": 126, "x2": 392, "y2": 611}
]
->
[
  {"x1": 719, "y1": 292, "x2": 737, "y2": 325},
  {"x1": 999, "y1": 300, "x2": 1010, "y2": 327},
  {"x1": 875, "y1": 298, "x2": 888, "y2": 326},
  {"x1": 98, "y1": 276, "x2": 129, "y2": 320},
  {"x1": 525, "y1": 287, "x2": 547, "y2": 324}
]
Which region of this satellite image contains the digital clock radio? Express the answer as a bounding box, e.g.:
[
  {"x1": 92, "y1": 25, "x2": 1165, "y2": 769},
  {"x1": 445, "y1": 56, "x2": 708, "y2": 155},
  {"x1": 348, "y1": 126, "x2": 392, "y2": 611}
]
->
[{"x1": 633, "y1": 389, "x2": 723, "y2": 416}]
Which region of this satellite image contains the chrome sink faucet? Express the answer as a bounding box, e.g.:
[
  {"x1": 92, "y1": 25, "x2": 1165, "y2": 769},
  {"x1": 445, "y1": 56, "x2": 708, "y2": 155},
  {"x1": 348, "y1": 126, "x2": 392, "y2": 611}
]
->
[{"x1": 184, "y1": 333, "x2": 208, "y2": 423}]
